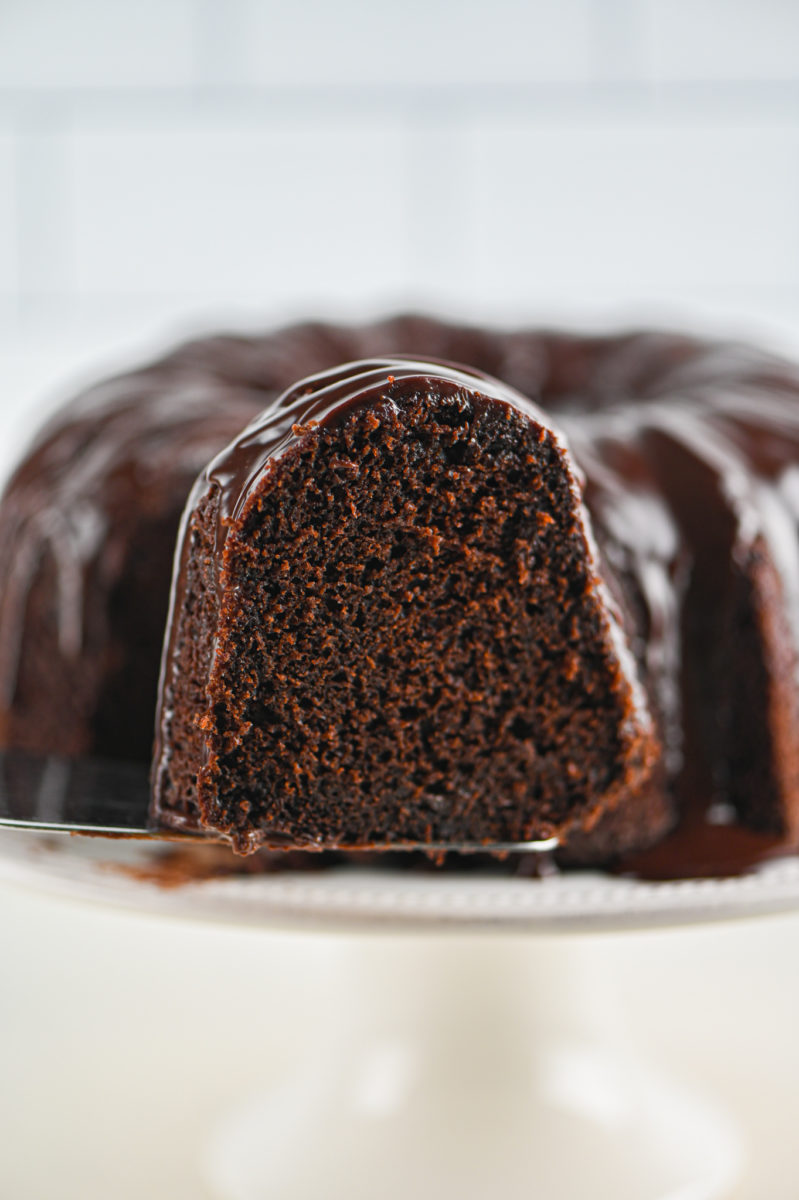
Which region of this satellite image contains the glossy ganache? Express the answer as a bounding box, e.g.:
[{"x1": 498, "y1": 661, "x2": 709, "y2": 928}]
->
[{"x1": 0, "y1": 316, "x2": 798, "y2": 869}]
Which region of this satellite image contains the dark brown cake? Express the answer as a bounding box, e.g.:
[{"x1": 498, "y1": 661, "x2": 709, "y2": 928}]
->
[
  {"x1": 2, "y1": 316, "x2": 799, "y2": 863},
  {"x1": 152, "y1": 359, "x2": 660, "y2": 852}
]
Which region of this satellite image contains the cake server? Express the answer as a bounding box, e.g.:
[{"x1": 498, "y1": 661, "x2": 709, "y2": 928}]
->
[{"x1": 0, "y1": 751, "x2": 559, "y2": 852}]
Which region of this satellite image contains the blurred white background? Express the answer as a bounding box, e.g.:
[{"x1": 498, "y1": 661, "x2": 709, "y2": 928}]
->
[
  {"x1": 2, "y1": 1, "x2": 799, "y2": 1197},
  {"x1": 2, "y1": 0, "x2": 799, "y2": 434}
]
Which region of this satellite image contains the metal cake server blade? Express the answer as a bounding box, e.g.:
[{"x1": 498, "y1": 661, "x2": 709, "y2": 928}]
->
[
  {"x1": 0, "y1": 751, "x2": 559, "y2": 853},
  {"x1": 0, "y1": 752, "x2": 180, "y2": 839}
]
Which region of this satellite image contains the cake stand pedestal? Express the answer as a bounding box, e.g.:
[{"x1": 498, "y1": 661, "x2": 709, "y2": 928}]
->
[
  {"x1": 205, "y1": 935, "x2": 739, "y2": 1200},
  {"x1": 5, "y1": 834, "x2": 799, "y2": 1199}
]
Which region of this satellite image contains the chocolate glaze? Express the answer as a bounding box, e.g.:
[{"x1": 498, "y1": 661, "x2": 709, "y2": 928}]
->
[
  {"x1": 4, "y1": 316, "x2": 799, "y2": 874},
  {"x1": 616, "y1": 814, "x2": 787, "y2": 880},
  {"x1": 206, "y1": 358, "x2": 552, "y2": 531}
]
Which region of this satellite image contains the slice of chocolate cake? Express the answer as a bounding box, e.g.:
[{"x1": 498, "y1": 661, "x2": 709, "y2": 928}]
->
[{"x1": 152, "y1": 358, "x2": 661, "y2": 853}]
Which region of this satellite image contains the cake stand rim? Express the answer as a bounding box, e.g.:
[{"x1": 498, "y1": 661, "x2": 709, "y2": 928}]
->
[{"x1": 3, "y1": 830, "x2": 799, "y2": 935}]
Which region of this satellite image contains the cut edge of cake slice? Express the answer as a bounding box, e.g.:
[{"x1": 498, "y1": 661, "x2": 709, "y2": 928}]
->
[{"x1": 151, "y1": 358, "x2": 664, "y2": 854}]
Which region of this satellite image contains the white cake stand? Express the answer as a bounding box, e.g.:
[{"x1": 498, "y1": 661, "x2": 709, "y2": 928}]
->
[{"x1": 5, "y1": 831, "x2": 799, "y2": 1200}]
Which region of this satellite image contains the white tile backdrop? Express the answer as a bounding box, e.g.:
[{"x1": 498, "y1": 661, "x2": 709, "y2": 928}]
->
[
  {"x1": 642, "y1": 0, "x2": 799, "y2": 81},
  {"x1": 0, "y1": 0, "x2": 198, "y2": 88},
  {"x1": 0, "y1": 0, "x2": 797, "y2": 363},
  {"x1": 209, "y1": 0, "x2": 601, "y2": 87},
  {"x1": 0, "y1": 131, "x2": 16, "y2": 296}
]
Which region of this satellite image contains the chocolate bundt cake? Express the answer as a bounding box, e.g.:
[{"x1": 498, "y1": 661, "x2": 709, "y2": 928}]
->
[{"x1": 1, "y1": 316, "x2": 798, "y2": 862}]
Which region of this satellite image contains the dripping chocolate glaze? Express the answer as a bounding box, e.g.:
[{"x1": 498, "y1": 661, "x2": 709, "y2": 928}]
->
[{"x1": 206, "y1": 357, "x2": 554, "y2": 536}]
